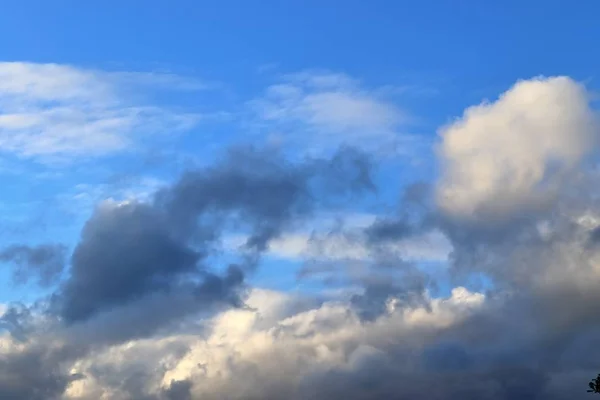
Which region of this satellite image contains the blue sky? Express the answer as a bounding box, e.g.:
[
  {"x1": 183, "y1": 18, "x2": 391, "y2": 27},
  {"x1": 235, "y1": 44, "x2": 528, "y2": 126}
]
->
[{"x1": 0, "y1": 1, "x2": 599, "y2": 302}]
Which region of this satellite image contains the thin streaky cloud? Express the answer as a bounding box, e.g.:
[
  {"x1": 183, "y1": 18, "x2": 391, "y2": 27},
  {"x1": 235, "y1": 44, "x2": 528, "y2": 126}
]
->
[
  {"x1": 247, "y1": 70, "x2": 423, "y2": 156},
  {"x1": 0, "y1": 62, "x2": 207, "y2": 163}
]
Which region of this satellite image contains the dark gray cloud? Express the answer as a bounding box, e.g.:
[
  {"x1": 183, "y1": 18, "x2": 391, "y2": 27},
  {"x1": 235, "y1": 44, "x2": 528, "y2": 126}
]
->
[
  {"x1": 156, "y1": 145, "x2": 374, "y2": 251},
  {"x1": 162, "y1": 380, "x2": 193, "y2": 400},
  {"x1": 0, "y1": 244, "x2": 66, "y2": 287},
  {"x1": 0, "y1": 349, "x2": 80, "y2": 400},
  {"x1": 51, "y1": 146, "x2": 373, "y2": 330},
  {"x1": 56, "y1": 202, "x2": 202, "y2": 323},
  {"x1": 364, "y1": 217, "x2": 414, "y2": 243}
]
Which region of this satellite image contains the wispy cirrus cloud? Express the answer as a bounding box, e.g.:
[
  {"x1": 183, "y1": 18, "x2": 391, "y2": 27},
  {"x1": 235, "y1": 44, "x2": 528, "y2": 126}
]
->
[
  {"x1": 0, "y1": 62, "x2": 207, "y2": 163},
  {"x1": 249, "y1": 70, "x2": 423, "y2": 155}
]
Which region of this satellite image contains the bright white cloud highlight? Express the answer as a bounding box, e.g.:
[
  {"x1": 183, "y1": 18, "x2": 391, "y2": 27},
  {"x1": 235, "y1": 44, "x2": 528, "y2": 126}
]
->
[
  {"x1": 59, "y1": 286, "x2": 484, "y2": 399},
  {"x1": 436, "y1": 76, "x2": 597, "y2": 222}
]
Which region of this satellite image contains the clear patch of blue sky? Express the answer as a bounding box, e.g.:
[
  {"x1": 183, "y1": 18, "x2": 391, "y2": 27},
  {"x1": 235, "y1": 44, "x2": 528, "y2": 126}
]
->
[{"x1": 2, "y1": 1, "x2": 599, "y2": 94}]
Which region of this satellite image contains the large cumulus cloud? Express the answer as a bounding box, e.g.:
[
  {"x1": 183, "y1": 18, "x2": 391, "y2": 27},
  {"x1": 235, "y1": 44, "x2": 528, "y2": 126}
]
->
[{"x1": 437, "y1": 76, "x2": 596, "y2": 226}]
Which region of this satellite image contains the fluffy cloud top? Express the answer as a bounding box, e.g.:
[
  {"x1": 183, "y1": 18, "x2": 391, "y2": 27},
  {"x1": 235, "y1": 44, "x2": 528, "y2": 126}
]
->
[
  {"x1": 437, "y1": 76, "x2": 597, "y2": 224},
  {"x1": 59, "y1": 286, "x2": 485, "y2": 400}
]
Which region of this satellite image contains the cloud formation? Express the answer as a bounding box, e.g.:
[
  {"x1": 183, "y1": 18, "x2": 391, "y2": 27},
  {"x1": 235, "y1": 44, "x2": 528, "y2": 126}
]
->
[
  {"x1": 0, "y1": 62, "x2": 201, "y2": 162},
  {"x1": 250, "y1": 70, "x2": 419, "y2": 154},
  {"x1": 437, "y1": 76, "x2": 597, "y2": 225},
  {"x1": 0, "y1": 244, "x2": 66, "y2": 287},
  {"x1": 45, "y1": 145, "x2": 373, "y2": 339},
  {"x1": 1, "y1": 75, "x2": 600, "y2": 400}
]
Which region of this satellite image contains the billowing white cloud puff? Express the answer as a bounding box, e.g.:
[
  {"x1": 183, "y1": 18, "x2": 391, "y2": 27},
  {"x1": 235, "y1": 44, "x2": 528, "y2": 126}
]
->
[
  {"x1": 437, "y1": 76, "x2": 597, "y2": 223},
  {"x1": 60, "y1": 287, "x2": 484, "y2": 399}
]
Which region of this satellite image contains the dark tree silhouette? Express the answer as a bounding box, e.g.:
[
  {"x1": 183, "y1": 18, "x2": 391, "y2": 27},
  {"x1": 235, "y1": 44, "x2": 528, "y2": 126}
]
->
[{"x1": 588, "y1": 374, "x2": 600, "y2": 394}]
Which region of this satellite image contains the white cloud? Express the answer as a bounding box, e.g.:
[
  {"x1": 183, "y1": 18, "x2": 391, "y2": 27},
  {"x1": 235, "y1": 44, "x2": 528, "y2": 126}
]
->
[
  {"x1": 250, "y1": 71, "x2": 419, "y2": 154},
  {"x1": 0, "y1": 62, "x2": 203, "y2": 162},
  {"x1": 436, "y1": 76, "x2": 598, "y2": 223},
  {"x1": 59, "y1": 286, "x2": 484, "y2": 399}
]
